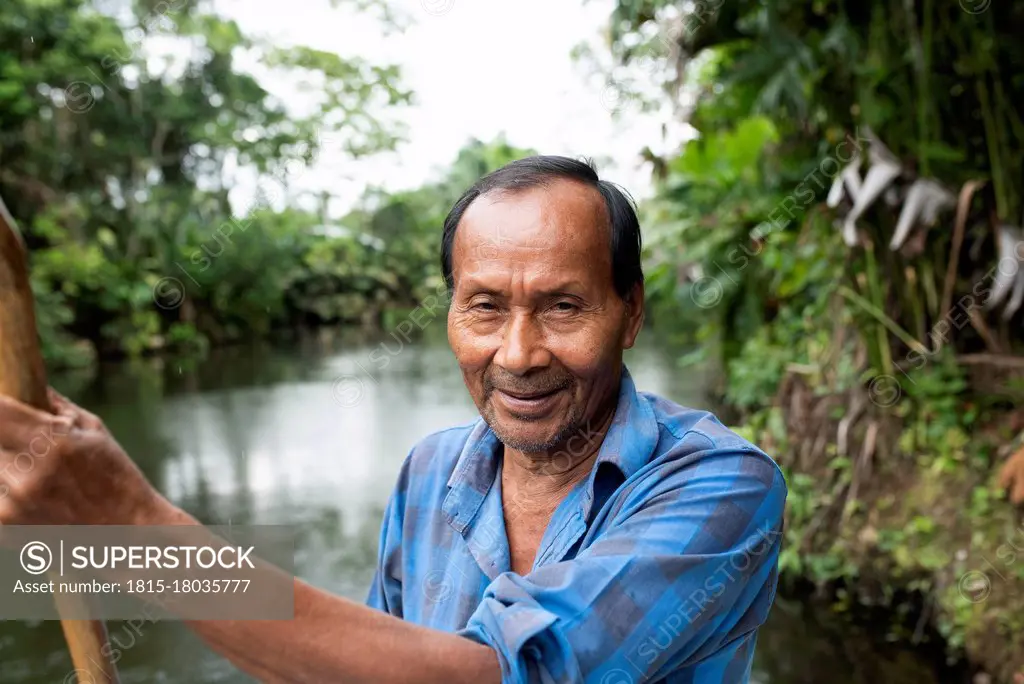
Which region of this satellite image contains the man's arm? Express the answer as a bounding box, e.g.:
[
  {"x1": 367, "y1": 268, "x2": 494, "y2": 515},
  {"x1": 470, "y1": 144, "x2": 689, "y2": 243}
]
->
[
  {"x1": 159, "y1": 499, "x2": 501, "y2": 684},
  {"x1": 316, "y1": 427, "x2": 785, "y2": 683},
  {"x1": 185, "y1": 587, "x2": 499, "y2": 683},
  {"x1": 0, "y1": 391, "x2": 501, "y2": 684}
]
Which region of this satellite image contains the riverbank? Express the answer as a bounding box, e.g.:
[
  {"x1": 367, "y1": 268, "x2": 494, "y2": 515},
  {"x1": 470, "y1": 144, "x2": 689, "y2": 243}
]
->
[
  {"x1": 762, "y1": 581, "x2": 972, "y2": 683},
  {"x1": 735, "y1": 372, "x2": 1024, "y2": 684}
]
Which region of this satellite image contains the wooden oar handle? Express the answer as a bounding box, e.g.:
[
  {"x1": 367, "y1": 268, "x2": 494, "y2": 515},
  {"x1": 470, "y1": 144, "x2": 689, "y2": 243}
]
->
[
  {"x1": 0, "y1": 195, "x2": 120, "y2": 684},
  {"x1": 0, "y1": 200, "x2": 48, "y2": 410}
]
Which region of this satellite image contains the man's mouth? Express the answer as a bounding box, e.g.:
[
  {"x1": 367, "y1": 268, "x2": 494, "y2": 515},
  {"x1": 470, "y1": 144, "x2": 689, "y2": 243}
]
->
[{"x1": 493, "y1": 386, "x2": 566, "y2": 416}]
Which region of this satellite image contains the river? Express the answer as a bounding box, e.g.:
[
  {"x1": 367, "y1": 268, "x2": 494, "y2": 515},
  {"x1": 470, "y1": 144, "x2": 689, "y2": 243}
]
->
[{"x1": 0, "y1": 332, "x2": 964, "y2": 683}]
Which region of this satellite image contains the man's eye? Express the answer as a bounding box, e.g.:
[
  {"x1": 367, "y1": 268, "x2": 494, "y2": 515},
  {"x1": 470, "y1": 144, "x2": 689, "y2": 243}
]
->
[
  {"x1": 472, "y1": 302, "x2": 497, "y2": 312},
  {"x1": 552, "y1": 301, "x2": 579, "y2": 313}
]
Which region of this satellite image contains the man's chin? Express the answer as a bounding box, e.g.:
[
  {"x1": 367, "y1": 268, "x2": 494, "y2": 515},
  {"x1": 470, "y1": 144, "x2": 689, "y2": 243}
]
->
[
  {"x1": 495, "y1": 434, "x2": 562, "y2": 454},
  {"x1": 485, "y1": 414, "x2": 574, "y2": 454}
]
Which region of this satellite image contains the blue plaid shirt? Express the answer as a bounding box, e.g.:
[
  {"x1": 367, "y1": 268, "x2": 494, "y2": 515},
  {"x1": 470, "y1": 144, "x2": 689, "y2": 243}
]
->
[{"x1": 366, "y1": 367, "x2": 787, "y2": 683}]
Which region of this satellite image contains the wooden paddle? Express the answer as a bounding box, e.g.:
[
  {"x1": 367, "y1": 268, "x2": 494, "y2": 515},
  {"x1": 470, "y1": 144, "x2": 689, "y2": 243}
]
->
[{"x1": 0, "y1": 194, "x2": 119, "y2": 683}]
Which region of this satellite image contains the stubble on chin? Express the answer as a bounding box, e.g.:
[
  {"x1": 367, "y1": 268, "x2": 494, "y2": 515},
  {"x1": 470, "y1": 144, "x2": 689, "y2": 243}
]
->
[{"x1": 481, "y1": 398, "x2": 586, "y2": 454}]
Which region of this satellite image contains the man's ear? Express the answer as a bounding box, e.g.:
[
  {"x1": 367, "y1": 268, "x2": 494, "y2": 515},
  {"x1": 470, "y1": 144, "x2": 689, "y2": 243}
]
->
[{"x1": 622, "y1": 282, "x2": 645, "y2": 349}]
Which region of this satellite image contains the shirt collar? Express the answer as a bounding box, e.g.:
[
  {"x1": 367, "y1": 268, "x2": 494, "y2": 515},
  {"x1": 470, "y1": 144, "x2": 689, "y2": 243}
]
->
[
  {"x1": 442, "y1": 365, "x2": 660, "y2": 535},
  {"x1": 590, "y1": 365, "x2": 660, "y2": 480}
]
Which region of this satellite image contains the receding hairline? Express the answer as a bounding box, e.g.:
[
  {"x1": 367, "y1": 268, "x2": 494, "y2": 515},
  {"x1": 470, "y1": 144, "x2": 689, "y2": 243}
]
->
[
  {"x1": 440, "y1": 154, "x2": 644, "y2": 299},
  {"x1": 459, "y1": 175, "x2": 613, "y2": 226},
  {"x1": 449, "y1": 184, "x2": 612, "y2": 294}
]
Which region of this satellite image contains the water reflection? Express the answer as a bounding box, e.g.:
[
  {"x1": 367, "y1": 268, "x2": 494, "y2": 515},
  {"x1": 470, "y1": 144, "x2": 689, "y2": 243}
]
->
[{"x1": 0, "y1": 334, "x2": 954, "y2": 683}]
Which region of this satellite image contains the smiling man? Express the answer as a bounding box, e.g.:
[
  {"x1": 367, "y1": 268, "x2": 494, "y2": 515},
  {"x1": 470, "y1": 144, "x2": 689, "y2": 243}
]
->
[{"x1": 0, "y1": 156, "x2": 786, "y2": 683}]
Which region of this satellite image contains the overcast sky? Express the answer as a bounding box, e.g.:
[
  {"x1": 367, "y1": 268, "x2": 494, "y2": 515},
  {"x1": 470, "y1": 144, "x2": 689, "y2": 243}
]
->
[{"x1": 211, "y1": 0, "x2": 680, "y2": 216}]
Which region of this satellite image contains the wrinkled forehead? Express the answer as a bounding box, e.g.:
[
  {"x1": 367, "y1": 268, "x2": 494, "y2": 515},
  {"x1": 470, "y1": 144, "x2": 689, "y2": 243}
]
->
[{"x1": 451, "y1": 181, "x2": 612, "y2": 286}]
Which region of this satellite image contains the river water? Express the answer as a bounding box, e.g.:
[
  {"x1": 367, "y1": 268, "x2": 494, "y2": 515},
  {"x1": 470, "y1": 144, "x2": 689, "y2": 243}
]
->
[{"x1": 0, "y1": 332, "x2": 962, "y2": 683}]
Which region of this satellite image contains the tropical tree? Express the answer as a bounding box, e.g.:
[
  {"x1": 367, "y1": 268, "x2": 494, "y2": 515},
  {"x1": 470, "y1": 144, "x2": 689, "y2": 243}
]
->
[{"x1": 0, "y1": 0, "x2": 410, "y2": 362}]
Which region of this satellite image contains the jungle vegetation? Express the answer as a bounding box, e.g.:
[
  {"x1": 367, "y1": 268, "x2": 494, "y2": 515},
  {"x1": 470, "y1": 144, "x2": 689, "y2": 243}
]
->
[{"x1": 598, "y1": 0, "x2": 1024, "y2": 679}]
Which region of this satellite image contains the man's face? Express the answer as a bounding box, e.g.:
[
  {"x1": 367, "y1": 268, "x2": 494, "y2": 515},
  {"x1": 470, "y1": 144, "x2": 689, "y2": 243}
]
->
[{"x1": 447, "y1": 178, "x2": 644, "y2": 454}]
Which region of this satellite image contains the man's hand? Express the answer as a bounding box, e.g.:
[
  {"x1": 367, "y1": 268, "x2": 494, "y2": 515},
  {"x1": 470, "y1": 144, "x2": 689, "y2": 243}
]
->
[{"x1": 0, "y1": 388, "x2": 169, "y2": 526}]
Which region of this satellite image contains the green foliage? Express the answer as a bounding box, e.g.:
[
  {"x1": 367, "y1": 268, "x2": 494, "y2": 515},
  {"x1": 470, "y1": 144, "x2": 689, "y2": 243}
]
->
[
  {"x1": 338, "y1": 134, "x2": 538, "y2": 303},
  {"x1": 896, "y1": 360, "x2": 974, "y2": 475},
  {"x1": 0, "y1": 1, "x2": 534, "y2": 367},
  {"x1": 0, "y1": 0, "x2": 415, "y2": 363},
  {"x1": 604, "y1": 1, "x2": 1024, "y2": 673},
  {"x1": 614, "y1": 0, "x2": 1024, "y2": 381}
]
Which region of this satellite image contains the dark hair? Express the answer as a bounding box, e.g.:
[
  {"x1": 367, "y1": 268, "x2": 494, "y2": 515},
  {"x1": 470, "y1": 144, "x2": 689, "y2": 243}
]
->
[{"x1": 439, "y1": 155, "x2": 643, "y2": 299}]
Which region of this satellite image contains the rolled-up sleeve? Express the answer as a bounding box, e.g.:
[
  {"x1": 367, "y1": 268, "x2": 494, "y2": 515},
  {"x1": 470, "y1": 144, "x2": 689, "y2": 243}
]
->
[{"x1": 457, "y1": 445, "x2": 786, "y2": 684}]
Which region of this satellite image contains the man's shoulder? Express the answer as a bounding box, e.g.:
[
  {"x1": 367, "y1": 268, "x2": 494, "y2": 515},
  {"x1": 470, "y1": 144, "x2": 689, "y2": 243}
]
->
[
  {"x1": 639, "y1": 390, "x2": 786, "y2": 489},
  {"x1": 641, "y1": 391, "x2": 758, "y2": 450}
]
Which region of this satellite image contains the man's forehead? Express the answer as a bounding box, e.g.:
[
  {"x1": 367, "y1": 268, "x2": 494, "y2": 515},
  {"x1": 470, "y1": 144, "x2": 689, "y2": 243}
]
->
[
  {"x1": 451, "y1": 190, "x2": 615, "y2": 293},
  {"x1": 456, "y1": 181, "x2": 609, "y2": 253}
]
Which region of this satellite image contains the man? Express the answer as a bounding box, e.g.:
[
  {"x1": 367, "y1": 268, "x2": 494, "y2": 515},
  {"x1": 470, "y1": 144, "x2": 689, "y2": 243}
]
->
[{"x1": 0, "y1": 156, "x2": 786, "y2": 683}]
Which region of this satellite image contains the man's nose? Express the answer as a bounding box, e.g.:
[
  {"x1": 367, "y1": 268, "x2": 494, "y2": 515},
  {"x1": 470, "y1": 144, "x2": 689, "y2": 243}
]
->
[{"x1": 494, "y1": 311, "x2": 550, "y2": 375}]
